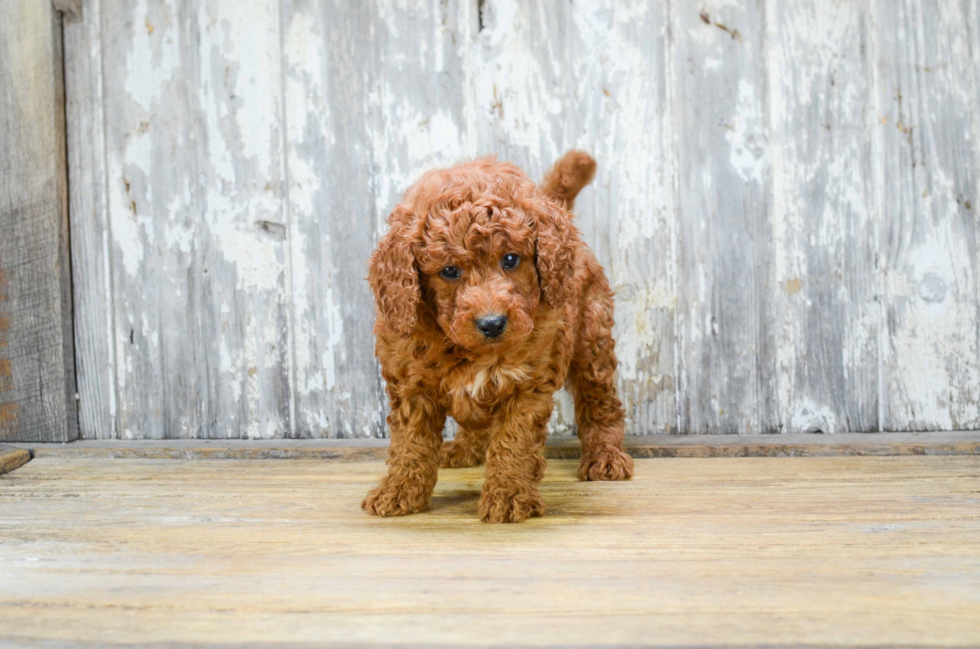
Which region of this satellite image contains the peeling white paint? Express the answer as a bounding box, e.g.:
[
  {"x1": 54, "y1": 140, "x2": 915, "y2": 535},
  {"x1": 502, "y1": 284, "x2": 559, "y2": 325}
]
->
[
  {"x1": 124, "y1": 0, "x2": 179, "y2": 111},
  {"x1": 109, "y1": 177, "x2": 145, "y2": 278},
  {"x1": 69, "y1": 0, "x2": 980, "y2": 439},
  {"x1": 614, "y1": 279, "x2": 674, "y2": 383},
  {"x1": 214, "y1": 221, "x2": 282, "y2": 293},
  {"x1": 726, "y1": 79, "x2": 769, "y2": 184},
  {"x1": 368, "y1": 104, "x2": 466, "y2": 219},
  {"x1": 467, "y1": 0, "x2": 562, "y2": 167},
  {"x1": 791, "y1": 398, "x2": 839, "y2": 434}
]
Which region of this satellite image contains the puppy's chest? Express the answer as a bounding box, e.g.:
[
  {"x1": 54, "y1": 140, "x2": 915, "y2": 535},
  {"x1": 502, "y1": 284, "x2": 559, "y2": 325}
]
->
[{"x1": 438, "y1": 362, "x2": 533, "y2": 423}]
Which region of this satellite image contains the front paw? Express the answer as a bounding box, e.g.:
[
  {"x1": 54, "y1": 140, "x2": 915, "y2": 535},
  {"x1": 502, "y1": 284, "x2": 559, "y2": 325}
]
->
[
  {"x1": 362, "y1": 476, "x2": 430, "y2": 517},
  {"x1": 439, "y1": 440, "x2": 484, "y2": 468},
  {"x1": 579, "y1": 447, "x2": 634, "y2": 481},
  {"x1": 478, "y1": 481, "x2": 545, "y2": 523}
]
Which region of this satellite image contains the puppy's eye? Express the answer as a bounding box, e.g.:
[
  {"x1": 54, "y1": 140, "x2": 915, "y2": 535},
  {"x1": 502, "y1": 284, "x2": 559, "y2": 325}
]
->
[
  {"x1": 501, "y1": 253, "x2": 520, "y2": 270},
  {"x1": 440, "y1": 266, "x2": 461, "y2": 280}
]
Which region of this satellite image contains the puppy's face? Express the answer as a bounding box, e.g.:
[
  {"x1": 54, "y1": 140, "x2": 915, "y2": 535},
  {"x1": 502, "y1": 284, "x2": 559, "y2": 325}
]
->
[
  {"x1": 368, "y1": 159, "x2": 580, "y2": 350},
  {"x1": 416, "y1": 204, "x2": 540, "y2": 351}
]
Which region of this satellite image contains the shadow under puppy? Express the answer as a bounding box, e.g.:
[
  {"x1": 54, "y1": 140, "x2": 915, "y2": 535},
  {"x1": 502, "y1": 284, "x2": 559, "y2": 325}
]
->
[{"x1": 364, "y1": 150, "x2": 634, "y2": 523}]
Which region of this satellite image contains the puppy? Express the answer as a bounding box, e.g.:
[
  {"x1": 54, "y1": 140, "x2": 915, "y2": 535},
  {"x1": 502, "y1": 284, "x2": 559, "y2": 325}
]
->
[{"x1": 363, "y1": 151, "x2": 634, "y2": 523}]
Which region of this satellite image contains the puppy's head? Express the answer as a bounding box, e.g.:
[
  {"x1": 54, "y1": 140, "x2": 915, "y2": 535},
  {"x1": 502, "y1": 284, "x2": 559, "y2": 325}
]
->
[{"x1": 368, "y1": 157, "x2": 579, "y2": 351}]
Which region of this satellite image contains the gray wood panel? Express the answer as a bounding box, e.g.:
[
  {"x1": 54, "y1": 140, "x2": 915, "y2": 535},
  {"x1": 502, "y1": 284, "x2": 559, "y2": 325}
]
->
[
  {"x1": 673, "y1": 1, "x2": 777, "y2": 433},
  {"x1": 95, "y1": 0, "x2": 291, "y2": 438},
  {"x1": 458, "y1": 0, "x2": 677, "y2": 434},
  {"x1": 873, "y1": 0, "x2": 980, "y2": 431},
  {"x1": 562, "y1": 1, "x2": 676, "y2": 434},
  {"x1": 62, "y1": 0, "x2": 980, "y2": 437},
  {"x1": 281, "y1": 0, "x2": 472, "y2": 437},
  {"x1": 766, "y1": 1, "x2": 879, "y2": 433},
  {"x1": 0, "y1": 0, "x2": 77, "y2": 442},
  {"x1": 64, "y1": 0, "x2": 115, "y2": 439}
]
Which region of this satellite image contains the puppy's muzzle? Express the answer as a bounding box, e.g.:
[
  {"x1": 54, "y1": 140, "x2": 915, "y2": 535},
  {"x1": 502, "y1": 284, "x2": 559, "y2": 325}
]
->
[{"x1": 475, "y1": 314, "x2": 507, "y2": 339}]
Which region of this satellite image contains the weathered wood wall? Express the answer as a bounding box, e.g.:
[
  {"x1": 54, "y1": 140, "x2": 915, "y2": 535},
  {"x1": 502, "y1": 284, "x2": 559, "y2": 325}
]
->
[
  {"x1": 64, "y1": 0, "x2": 980, "y2": 439},
  {"x1": 0, "y1": 0, "x2": 78, "y2": 442}
]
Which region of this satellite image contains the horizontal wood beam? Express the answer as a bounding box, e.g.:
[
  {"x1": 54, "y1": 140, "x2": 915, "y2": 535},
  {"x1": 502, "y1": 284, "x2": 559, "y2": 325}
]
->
[{"x1": 15, "y1": 432, "x2": 980, "y2": 461}]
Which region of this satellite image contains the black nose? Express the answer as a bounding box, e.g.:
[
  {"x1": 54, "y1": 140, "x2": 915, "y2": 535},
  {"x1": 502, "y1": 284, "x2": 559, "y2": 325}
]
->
[{"x1": 475, "y1": 314, "x2": 507, "y2": 339}]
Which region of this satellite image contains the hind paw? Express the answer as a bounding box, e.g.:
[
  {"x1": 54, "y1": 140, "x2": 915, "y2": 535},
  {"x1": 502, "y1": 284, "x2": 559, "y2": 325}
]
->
[{"x1": 579, "y1": 447, "x2": 634, "y2": 481}]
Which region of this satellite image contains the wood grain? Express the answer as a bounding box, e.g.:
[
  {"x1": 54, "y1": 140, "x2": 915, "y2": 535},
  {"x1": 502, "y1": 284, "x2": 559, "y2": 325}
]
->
[
  {"x1": 873, "y1": 0, "x2": 980, "y2": 431},
  {"x1": 673, "y1": 2, "x2": 776, "y2": 433},
  {"x1": 767, "y1": 1, "x2": 879, "y2": 433},
  {"x1": 487, "y1": 2, "x2": 678, "y2": 434},
  {"x1": 1, "y1": 456, "x2": 978, "y2": 647},
  {"x1": 97, "y1": 0, "x2": 291, "y2": 439},
  {"x1": 281, "y1": 1, "x2": 473, "y2": 438},
  {"x1": 0, "y1": 0, "x2": 77, "y2": 442},
  {"x1": 63, "y1": 0, "x2": 115, "y2": 439}
]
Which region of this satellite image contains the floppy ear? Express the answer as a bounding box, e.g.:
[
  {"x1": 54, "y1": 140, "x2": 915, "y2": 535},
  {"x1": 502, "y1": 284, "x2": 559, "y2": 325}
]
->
[
  {"x1": 368, "y1": 206, "x2": 420, "y2": 336},
  {"x1": 534, "y1": 199, "x2": 580, "y2": 308}
]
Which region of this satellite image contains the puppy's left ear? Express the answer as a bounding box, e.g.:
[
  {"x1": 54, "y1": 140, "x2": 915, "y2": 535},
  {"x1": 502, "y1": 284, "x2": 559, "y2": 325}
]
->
[
  {"x1": 368, "y1": 205, "x2": 421, "y2": 336},
  {"x1": 534, "y1": 199, "x2": 580, "y2": 308}
]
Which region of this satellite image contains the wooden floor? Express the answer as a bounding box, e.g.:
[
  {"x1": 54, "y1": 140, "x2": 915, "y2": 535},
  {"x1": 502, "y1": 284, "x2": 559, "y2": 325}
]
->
[{"x1": 1, "y1": 455, "x2": 979, "y2": 648}]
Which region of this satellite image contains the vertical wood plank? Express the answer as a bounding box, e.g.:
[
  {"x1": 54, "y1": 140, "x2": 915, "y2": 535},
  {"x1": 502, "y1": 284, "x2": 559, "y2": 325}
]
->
[
  {"x1": 64, "y1": 0, "x2": 116, "y2": 438},
  {"x1": 673, "y1": 1, "x2": 777, "y2": 433},
  {"x1": 461, "y1": 0, "x2": 677, "y2": 434},
  {"x1": 0, "y1": 0, "x2": 78, "y2": 442},
  {"x1": 99, "y1": 0, "x2": 290, "y2": 438},
  {"x1": 766, "y1": 0, "x2": 879, "y2": 433},
  {"x1": 873, "y1": 0, "x2": 980, "y2": 430},
  {"x1": 575, "y1": 1, "x2": 676, "y2": 435},
  {"x1": 283, "y1": 0, "x2": 471, "y2": 437}
]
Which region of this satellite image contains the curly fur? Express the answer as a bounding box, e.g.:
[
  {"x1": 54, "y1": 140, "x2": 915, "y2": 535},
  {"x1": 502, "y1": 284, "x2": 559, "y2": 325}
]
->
[{"x1": 363, "y1": 151, "x2": 633, "y2": 524}]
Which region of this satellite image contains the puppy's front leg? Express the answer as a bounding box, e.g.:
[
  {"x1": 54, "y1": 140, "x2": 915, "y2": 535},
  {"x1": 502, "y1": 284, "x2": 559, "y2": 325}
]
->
[
  {"x1": 479, "y1": 391, "x2": 554, "y2": 523},
  {"x1": 362, "y1": 390, "x2": 445, "y2": 517}
]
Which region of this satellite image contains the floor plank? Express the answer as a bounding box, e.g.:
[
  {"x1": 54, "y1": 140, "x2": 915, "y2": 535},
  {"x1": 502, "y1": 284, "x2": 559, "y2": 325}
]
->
[{"x1": 1, "y1": 456, "x2": 978, "y2": 647}]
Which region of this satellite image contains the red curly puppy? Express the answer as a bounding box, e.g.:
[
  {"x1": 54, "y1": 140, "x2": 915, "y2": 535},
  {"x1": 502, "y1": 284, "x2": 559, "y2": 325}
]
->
[{"x1": 363, "y1": 150, "x2": 634, "y2": 523}]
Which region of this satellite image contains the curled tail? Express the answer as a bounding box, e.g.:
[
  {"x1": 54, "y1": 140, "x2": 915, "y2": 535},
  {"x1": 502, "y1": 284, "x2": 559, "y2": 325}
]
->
[{"x1": 540, "y1": 150, "x2": 597, "y2": 211}]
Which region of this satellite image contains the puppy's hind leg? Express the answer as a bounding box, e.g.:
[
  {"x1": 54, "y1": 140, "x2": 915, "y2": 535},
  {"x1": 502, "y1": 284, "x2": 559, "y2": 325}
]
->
[
  {"x1": 440, "y1": 425, "x2": 488, "y2": 468},
  {"x1": 568, "y1": 280, "x2": 634, "y2": 482}
]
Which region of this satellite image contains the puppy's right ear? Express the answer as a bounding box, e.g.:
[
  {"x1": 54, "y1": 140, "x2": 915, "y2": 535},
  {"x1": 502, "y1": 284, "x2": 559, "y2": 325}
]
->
[{"x1": 368, "y1": 206, "x2": 420, "y2": 336}]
